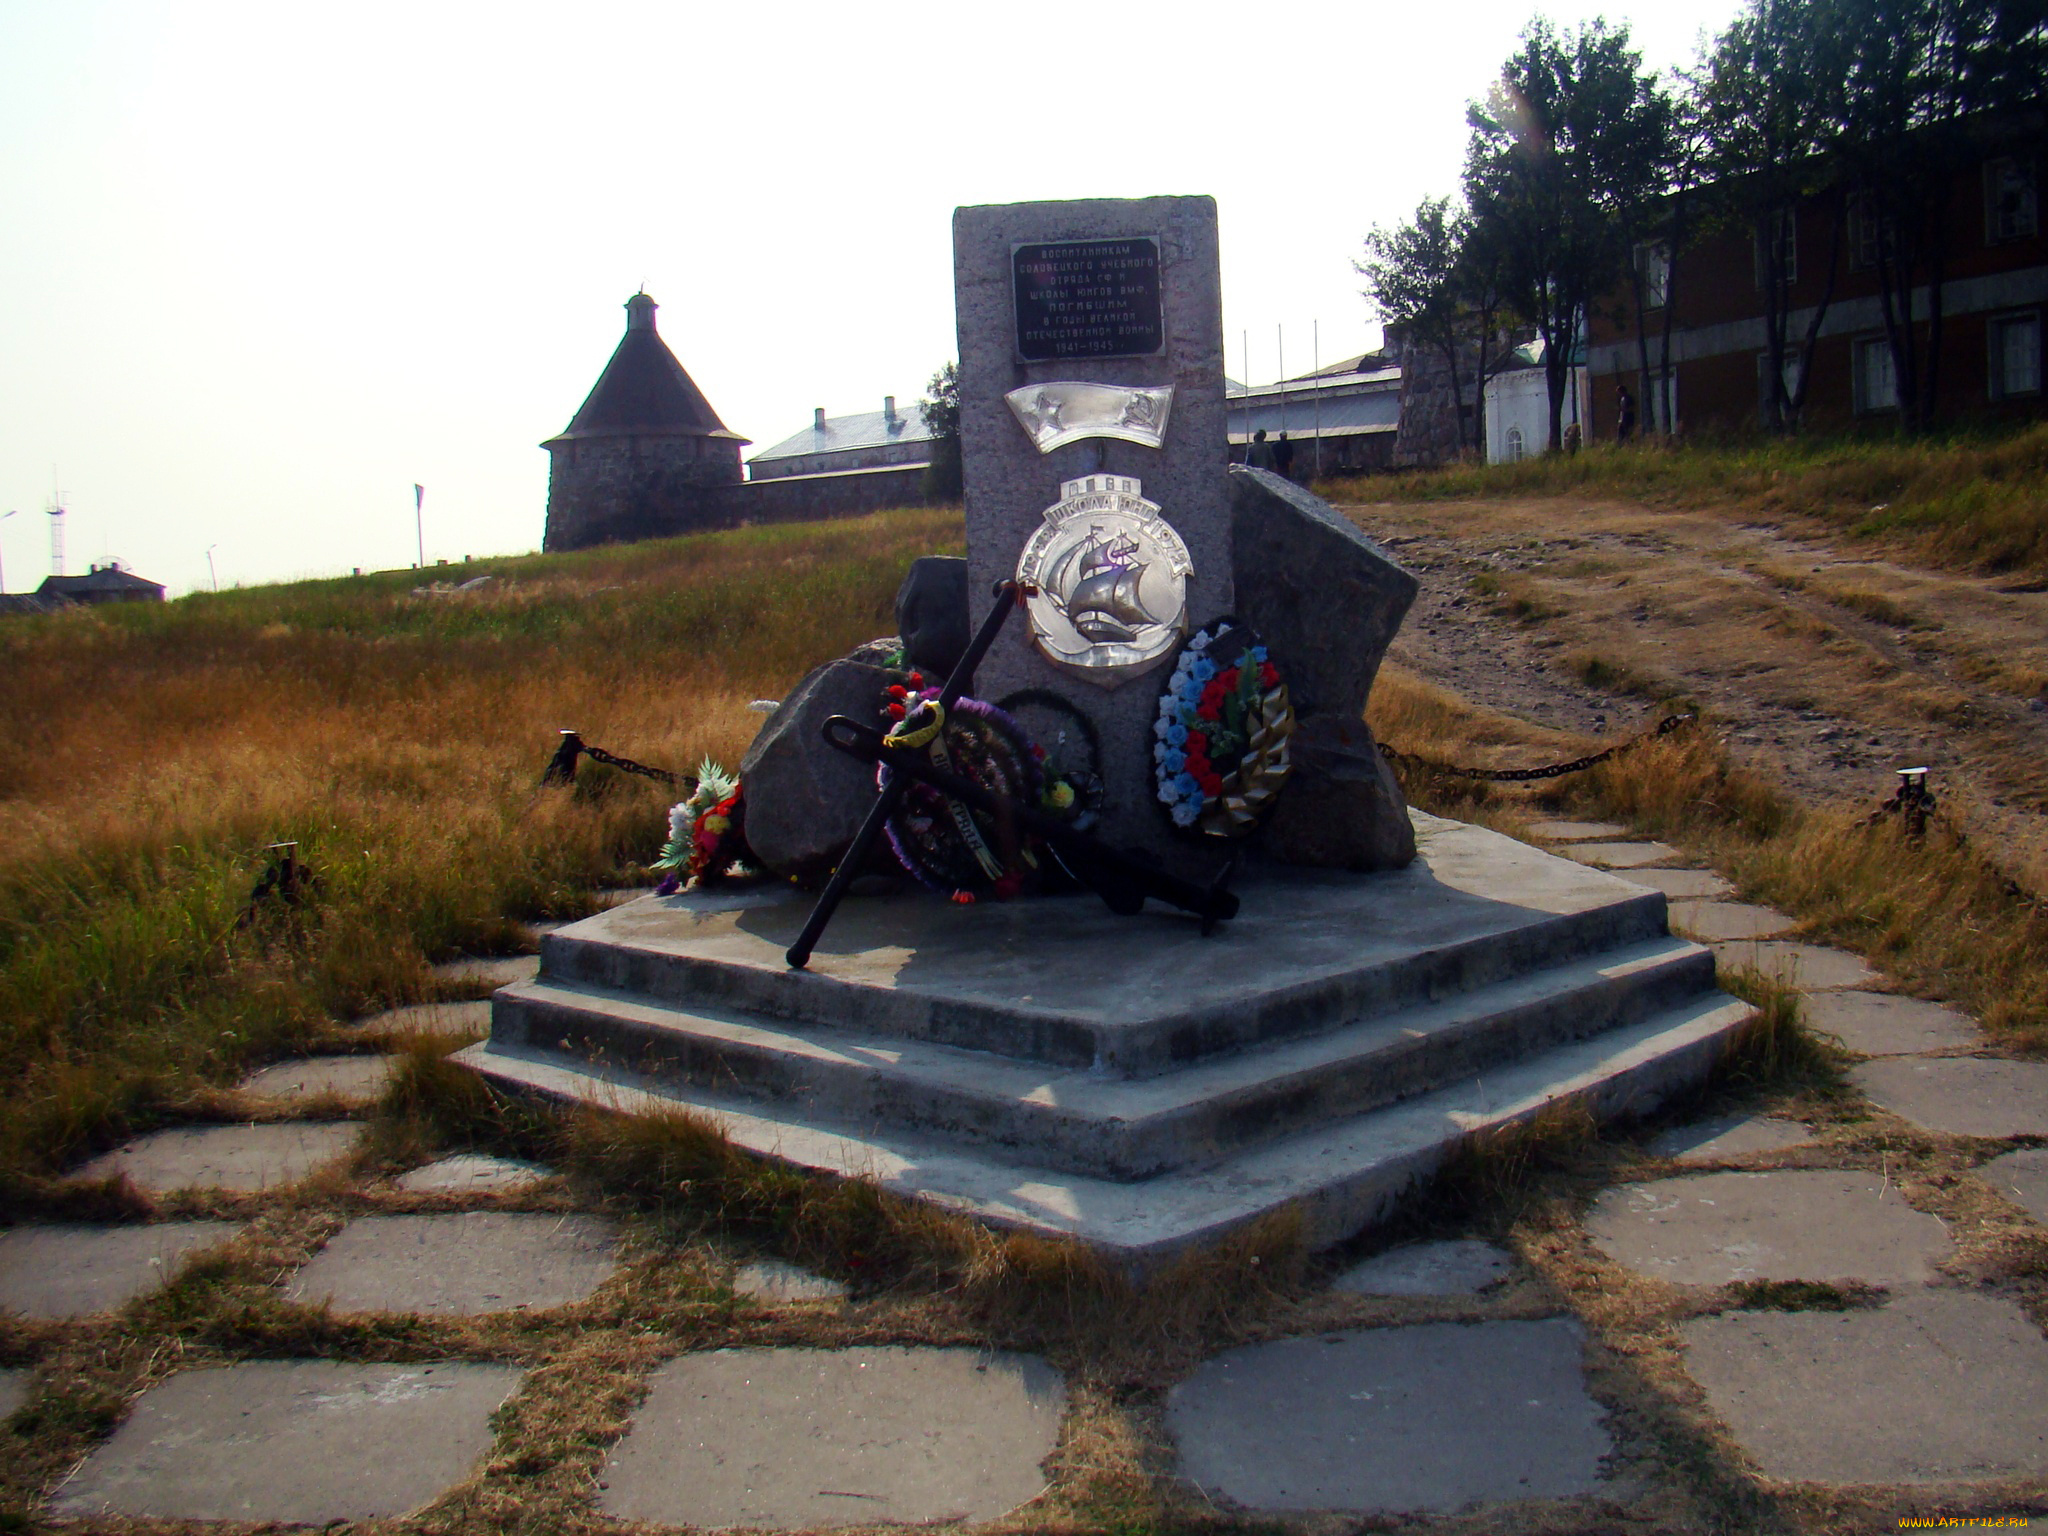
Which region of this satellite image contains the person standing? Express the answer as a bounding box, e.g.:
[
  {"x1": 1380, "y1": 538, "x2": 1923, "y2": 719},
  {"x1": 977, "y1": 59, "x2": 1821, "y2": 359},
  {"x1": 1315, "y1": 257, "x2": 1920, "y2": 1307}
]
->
[
  {"x1": 1272, "y1": 431, "x2": 1296, "y2": 480},
  {"x1": 1616, "y1": 383, "x2": 1637, "y2": 445},
  {"x1": 1247, "y1": 429, "x2": 1277, "y2": 471}
]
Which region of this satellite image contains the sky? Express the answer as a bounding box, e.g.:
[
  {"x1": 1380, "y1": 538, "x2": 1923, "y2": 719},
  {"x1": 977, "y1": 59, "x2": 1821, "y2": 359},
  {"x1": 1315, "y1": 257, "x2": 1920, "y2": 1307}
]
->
[{"x1": 0, "y1": 0, "x2": 1745, "y2": 596}]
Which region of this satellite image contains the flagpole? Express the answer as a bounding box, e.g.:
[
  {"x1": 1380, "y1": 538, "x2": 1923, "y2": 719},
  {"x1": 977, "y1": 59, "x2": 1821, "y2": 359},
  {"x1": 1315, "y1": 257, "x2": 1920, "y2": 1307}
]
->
[
  {"x1": 1313, "y1": 320, "x2": 1323, "y2": 481},
  {"x1": 414, "y1": 484, "x2": 425, "y2": 569}
]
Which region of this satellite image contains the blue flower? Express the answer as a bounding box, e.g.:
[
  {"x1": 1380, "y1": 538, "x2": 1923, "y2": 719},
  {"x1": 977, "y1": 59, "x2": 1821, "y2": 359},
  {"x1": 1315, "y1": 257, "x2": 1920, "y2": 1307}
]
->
[
  {"x1": 1189, "y1": 630, "x2": 1213, "y2": 653},
  {"x1": 1249, "y1": 645, "x2": 1269, "y2": 664},
  {"x1": 1176, "y1": 678, "x2": 1203, "y2": 706},
  {"x1": 1191, "y1": 657, "x2": 1217, "y2": 684},
  {"x1": 1158, "y1": 780, "x2": 1180, "y2": 804},
  {"x1": 1172, "y1": 771, "x2": 1200, "y2": 798},
  {"x1": 1171, "y1": 800, "x2": 1199, "y2": 826},
  {"x1": 1167, "y1": 722, "x2": 1188, "y2": 747},
  {"x1": 1153, "y1": 715, "x2": 1173, "y2": 741},
  {"x1": 1160, "y1": 747, "x2": 1185, "y2": 774}
]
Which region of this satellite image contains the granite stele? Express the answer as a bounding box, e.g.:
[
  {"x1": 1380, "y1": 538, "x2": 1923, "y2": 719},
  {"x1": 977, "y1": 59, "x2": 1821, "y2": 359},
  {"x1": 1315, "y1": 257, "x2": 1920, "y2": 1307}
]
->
[{"x1": 457, "y1": 196, "x2": 1749, "y2": 1267}]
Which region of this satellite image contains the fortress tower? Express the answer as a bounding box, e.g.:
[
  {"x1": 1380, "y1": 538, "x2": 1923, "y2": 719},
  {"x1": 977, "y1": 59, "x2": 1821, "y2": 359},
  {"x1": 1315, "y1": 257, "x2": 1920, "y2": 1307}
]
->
[{"x1": 541, "y1": 293, "x2": 748, "y2": 551}]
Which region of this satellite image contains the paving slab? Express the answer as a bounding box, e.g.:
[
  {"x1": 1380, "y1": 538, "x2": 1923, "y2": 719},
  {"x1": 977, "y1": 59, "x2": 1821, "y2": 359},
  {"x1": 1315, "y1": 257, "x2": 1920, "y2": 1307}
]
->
[
  {"x1": 1975, "y1": 1147, "x2": 2048, "y2": 1223},
  {"x1": 1167, "y1": 1320, "x2": 1610, "y2": 1511},
  {"x1": 75, "y1": 1122, "x2": 359, "y2": 1193},
  {"x1": 350, "y1": 999, "x2": 491, "y2": 1038},
  {"x1": 1563, "y1": 840, "x2": 1680, "y2": 869},
  {"x1": 1586, "y1": 1170, "x2": 1949, "y2": 1286},
  {"x1": 284, "y1": 1212, "x2": 616, "y2": 1314},
  {"x1": 50, "y1": 1360, "x2": 522, "y2": 1522},
  {"x1": 1684, "y1": 1289, "x2": 2048, "y2": 1484},
  {"x1": 732, "y1": 1259, "x2": 847, "y2": 1302},
  {"x1": 237, "y1": 1054, "x2": 399, "y2": 1102},
  {"x1": 1649, "y1": 1115, "x2": 1814, "y2": 1164},
  {"x1": 0, "y1": 1222, "x2": 240, "y2": 1318},
  {"x1": 600, "y1": 1347, "x2": 1064, "y2": 1529},
  {"x1": 1710, "y1": 940, "x2": 1878, "y2": 990},
  {"x1": 1331, "y1": 1240, "x2": 1513, "y2": 1296},
  {"x1": 1853, "y1": 1057, "x2": 2048, "y2": 1138},
  {"x1": 429, "y1": 954, "x2": 539, "y2": 988},
  {"x1": 0, "y1": 1368, "x2": 29, "y2": 1419},
  {"x1": 1617, "y1": 867, "x2": 1736, "y2": 900},
  {"x1": 395, "y1": 1153, "x2": 548, "y2": 1193},
  {"x1": 1669, "y1": 901, "x2": 1796, "y2": 941},
  {"x1": 1527, "y1": 820, "x2": 1630, "y2": 842},
  {"x1": 1801, "y1": 991, "x2": 1978, "y2": 1056}
]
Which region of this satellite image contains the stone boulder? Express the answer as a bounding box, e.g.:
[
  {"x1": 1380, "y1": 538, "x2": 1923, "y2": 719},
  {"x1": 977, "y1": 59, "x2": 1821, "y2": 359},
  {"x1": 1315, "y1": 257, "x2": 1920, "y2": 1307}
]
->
[
  {"x1": 737, "y1": 658, "x2": 898, "y2": 886},
  {"x1": 1259, "y1": 715, "x2": 1416, "y2": 871},
  {"x1": 1230, "y1": 467, "x2": 1419, "y2": 870},
  {"x1": 896, "y1": 557, "x2": 970, "y2": 680},
  {"x1": 1228, "y1": 466, "x2": 1417, "y2": 717}
]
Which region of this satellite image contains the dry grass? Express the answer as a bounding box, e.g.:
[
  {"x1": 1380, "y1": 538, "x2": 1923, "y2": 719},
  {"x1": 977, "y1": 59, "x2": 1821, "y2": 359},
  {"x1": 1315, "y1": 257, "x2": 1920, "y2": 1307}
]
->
[
  {"x1": 1369, "y1": 665, "x2": 2048, "y2": 1052},
  {"x1": 1327, "y1": 421, "x2": 2048, "y2": 577},
  {"x1": 0, "y1": 508, "x2": 964, "y2": 1202}
]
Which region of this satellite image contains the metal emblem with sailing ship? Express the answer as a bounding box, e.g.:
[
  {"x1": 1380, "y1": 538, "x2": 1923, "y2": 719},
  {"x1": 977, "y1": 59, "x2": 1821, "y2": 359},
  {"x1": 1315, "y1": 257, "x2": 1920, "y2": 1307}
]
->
[{"x1": 1015, "y1": 475, "x2": 1191, "y2": 682}]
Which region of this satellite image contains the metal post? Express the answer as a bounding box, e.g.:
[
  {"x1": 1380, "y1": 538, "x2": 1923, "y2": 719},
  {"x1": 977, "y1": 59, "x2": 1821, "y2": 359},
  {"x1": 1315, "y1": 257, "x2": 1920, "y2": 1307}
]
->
[
  {"x1": 1313, "y1": 320, "x2": 1323, "y2": 480},
  {"x1": 1277, "y1": 323, "x2": 1286, "y2": 464},
  {"x1": 206, "y1": 545, "x2": 218, "y2": 593},
  {"x1": 413, "y1": 484, "x2": 425, "y2": 569}
]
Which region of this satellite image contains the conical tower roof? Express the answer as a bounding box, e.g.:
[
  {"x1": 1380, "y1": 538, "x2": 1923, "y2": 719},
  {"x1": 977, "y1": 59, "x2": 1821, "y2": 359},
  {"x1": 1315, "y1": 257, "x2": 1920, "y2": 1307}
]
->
[{"x1": 544, "y1": 293, "x2": 748, "y2": 445}]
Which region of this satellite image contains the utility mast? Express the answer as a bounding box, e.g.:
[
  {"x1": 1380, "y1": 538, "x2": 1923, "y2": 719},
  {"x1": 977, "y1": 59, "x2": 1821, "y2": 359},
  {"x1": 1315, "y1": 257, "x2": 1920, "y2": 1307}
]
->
[{"x1": 46, "y1": 476, "x2": 66, "y2": 578}]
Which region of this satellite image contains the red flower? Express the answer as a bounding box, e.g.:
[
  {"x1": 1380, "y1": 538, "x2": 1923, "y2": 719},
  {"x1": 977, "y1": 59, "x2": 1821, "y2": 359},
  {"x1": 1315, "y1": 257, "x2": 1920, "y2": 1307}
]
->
[
  {"x1": 1197, "y1": 770, "x2": 1224, "y2": 795},
  {"x1": 887, "y1": 702, "x2": 907, "y2": 720},
  {"x1": 1260, "y1": 662, "x2": 1280, "y2": 688},
  {"x1": 1200, "y1": 680, "x2": 1226, "y2": 711},
  {"x1": 1220, "y1": 666, "x2": 1241, "y2": 692},
  {"x1": 908, "y1": 671, "x2": 926, "y2": 687},
  {"x1": 1185, "y1": 750, "x2": 1211, "y2": 778}
]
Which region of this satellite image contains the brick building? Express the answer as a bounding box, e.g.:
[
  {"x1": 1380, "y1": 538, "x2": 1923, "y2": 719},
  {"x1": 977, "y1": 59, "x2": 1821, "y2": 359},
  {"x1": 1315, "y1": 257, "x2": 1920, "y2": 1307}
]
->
[{"x1": 1587, "y1": 133, "x2": 2044, "y2": 438}]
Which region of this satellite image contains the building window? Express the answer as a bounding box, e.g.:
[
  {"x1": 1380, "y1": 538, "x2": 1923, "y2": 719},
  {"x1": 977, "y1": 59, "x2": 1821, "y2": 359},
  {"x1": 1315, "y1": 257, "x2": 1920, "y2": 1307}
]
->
[
  {"x1": 1505, "y1": 426, "x2": 1526, "y2": 462},
  {"x1": 1989, "y1": 312, "x2": 2042, "y2": 400},
  {"x1": 1753, "y1": 208, "x2": 1797, "y2": 288},
  {"x1": 1634, "y1": 242, "x2": 1671, "y2": 309},
  {"x1": 1853, "y1": 335, "x2": 1899, "y2": 414},
  {"x1": 1849, "y1": 193, "x2": 1895, "y2": 272},
  {"x1": 1985, "y1": 158, "x2": 2038, "y2": 244}
]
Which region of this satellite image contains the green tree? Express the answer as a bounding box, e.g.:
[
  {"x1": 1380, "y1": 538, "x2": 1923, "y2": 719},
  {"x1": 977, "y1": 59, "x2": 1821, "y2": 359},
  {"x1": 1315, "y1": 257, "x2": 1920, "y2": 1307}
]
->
[
  {"x1": 919, "y1": 361, "x2": 962, "y2": 502},
  {"x1": 1358, "y1": 197, "x2": 1517, "y2": 457},
  {"x1": 1700, "y1": 0, "x2": 1851, "y2": 433},
  {"x1": 1835, "y1": 0, "x2": 2047, "y2": 432},
  {"x1": 1465, "y1": 17, "x2": 1672, "y2": 451}
]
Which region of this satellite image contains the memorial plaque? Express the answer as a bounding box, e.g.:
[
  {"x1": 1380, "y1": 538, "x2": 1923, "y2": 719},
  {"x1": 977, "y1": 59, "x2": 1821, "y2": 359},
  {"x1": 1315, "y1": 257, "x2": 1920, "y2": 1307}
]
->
[
  {"x1": 1013, "y1": 239, "x2": 1164, "y2": 361},
  {"x1": 958, "y1": 196, "x2": 1228, "y2": 879}
]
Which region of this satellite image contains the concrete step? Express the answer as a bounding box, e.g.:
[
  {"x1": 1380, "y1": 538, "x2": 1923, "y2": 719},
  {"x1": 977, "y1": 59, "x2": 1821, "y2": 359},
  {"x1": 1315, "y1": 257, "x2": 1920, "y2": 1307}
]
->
[
  {"x1": 454, "y1": 988, "x2": 1756, "y2": 1271},
  {"x1": 535, "y1": 818, "x2": 1671, "y2": 1075},
  {"x1": 488, "y1": 935, "x2": 1714, "y2": 1181}
]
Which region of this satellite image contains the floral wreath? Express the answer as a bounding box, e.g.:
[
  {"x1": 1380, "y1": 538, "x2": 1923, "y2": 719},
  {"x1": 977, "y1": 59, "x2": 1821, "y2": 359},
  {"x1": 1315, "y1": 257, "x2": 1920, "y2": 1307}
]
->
[
  {"x1": 880, "y1": 683, "x2": 1044, "y2": 904},
  {"x1": 652, "y1": 758, "x2": 748, "y2": 894},
  {"x1": 1152, "y1": 620, "x2": 1296, "y2": 837}
]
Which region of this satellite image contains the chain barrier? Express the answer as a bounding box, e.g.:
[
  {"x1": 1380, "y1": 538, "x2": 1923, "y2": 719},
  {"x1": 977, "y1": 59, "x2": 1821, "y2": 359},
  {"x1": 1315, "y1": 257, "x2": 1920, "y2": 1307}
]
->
[
  {"x1": 1378, "y1": 712, "x2": 1696, "y2": 783},
  {"x1": 238, "y1": 841, "x2": 316, "y2": 927},
  {"x1": 1855, "y1": 767, "x2": 2048, "y2": 914},
  {"x1": 540, "y1": 731, "x2": 683, "y2": 789},
  {"x1": 1858, "y1": 766, "x2": 1936, "y2": 835}
]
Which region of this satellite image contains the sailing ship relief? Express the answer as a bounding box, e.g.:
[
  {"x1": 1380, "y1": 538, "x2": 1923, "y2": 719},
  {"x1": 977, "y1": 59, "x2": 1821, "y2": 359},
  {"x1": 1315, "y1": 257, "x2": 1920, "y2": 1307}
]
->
[{"x1": 1015, "y1": 476, "x2": 1191, "y2": 681}]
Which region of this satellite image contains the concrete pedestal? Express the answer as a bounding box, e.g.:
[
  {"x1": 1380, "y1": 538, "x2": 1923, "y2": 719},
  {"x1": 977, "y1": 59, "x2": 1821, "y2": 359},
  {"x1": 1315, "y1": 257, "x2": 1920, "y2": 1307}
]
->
[{"x1": 456, "y1": 812, "x2": 1749, "y2": 1267}]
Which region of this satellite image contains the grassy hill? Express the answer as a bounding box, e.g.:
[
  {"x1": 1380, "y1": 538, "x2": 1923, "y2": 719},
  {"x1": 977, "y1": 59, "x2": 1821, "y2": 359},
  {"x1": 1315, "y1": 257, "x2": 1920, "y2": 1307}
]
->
[{"x1": 0, "y1": 508, "x2": 961, "y2": 1197}]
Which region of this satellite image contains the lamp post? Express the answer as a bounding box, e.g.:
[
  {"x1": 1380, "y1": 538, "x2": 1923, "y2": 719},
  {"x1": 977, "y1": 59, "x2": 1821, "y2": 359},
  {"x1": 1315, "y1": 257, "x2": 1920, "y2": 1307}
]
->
[{"x1": 205, "y1": 544, "x2": 219, "y2": 593}]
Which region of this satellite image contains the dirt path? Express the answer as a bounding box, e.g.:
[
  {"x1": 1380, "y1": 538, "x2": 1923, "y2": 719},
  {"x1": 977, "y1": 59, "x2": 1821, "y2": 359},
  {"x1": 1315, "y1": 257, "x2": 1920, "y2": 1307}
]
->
[{"x1": 1338, "y1": 495, "x2": 2048, "y2": 895}]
